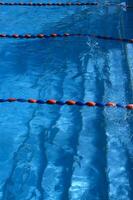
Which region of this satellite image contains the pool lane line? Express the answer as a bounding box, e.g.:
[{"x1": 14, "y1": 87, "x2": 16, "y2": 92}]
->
[
  {"x1": 0, "y1": 98, "x2": 132, "y2": 109},
  {"x1": 0, "y1": 2, "x2": 98, "y2": 6},
  {"x1": 0, "y1": 2, "x2": 132, "y2": 9},
  {"x1": 0, "y1": 33, "x2": 133, "y2": 44}
]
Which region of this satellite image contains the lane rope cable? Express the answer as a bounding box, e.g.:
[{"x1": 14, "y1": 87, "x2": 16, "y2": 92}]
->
[
  {"x1": 0, "y1": 98, "x2": 132, "y2": 109},
  {"x1": 0, "y1": 33, "x2": 133, "y2": 43},
  {"x1": 0, "y1": 2, "x2": 132, "y2": 9}
]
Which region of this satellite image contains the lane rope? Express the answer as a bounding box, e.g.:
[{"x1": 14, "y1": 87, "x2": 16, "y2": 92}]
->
[
  {"x1": 0, "y1": 1, "x2": 131, "y2": 9},
  {"x1": 0, "y1": 98, "x2": 132, "y2": 109},
  {"x1": 0, "y1": 2, "x2": 98, "y2": 6},
  {"x1": 0, "y1": 33, "x2": 133, "y2": 43}
]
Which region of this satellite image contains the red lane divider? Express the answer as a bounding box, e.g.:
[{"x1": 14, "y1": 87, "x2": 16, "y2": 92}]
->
[
  {"x1": 0, "y1": 98, "x2": 133, "y2": 110},
  {"x1": 0, "y1": 33, "x2": 133, "y2": 44}
]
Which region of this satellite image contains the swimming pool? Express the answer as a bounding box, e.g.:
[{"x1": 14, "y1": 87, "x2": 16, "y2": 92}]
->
[{"x1": 0, "y1": 0, "x2": 132, "y2": 199}]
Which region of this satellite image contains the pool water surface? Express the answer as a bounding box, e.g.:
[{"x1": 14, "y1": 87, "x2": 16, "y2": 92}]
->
[{"x1": 0, "y1": 0, "x2": 132, "y2": 200}]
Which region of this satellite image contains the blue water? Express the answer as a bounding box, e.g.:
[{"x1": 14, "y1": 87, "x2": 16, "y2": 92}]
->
[{"x1": 0, "y1": 0, "x2": 133, "y2": 200}]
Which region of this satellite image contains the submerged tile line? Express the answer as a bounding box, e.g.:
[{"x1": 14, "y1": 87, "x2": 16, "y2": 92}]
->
[
  {"x1": 0, "y1": 33, "x2": 133, "y2": 44},
  {"x1": 0, "y1": 98, "x2": 132, "y2": 110}
]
